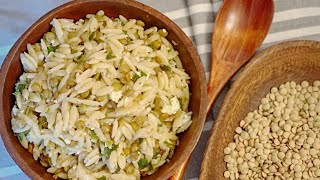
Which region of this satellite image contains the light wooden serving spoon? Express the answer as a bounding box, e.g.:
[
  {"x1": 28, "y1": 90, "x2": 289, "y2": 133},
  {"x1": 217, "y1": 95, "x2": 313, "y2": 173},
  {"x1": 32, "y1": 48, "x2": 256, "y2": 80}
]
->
[{"x1": 170, "y1": 0, "x2": 274, "y2": 179}]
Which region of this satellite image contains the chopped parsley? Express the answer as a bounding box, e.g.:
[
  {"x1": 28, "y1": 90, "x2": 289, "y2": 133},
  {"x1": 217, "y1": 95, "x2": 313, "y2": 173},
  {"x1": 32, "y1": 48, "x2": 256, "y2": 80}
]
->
[
  {"x1": 141, "y1": 71, "x2": 147, "y2": 77},
  {"x1": 24, "y1": 129, "x2": 31, "y2": 136},
  {"x1": 102, "y1": 144, "x2": 118, "y2": 158},
  {"x1": 25, "y1": 107, "x2": 32, "y2": 115},
  {"x1": 152, "y1": 152, "x2": 160, "y2": 159},
  {"x1": 89, "y1": 31, "x2": 95, "y2": 41},
  {"x1": 132, "y1": 71, "x2": 148, "y2": 82},
  {"x1": 17, "y1": 129, "x2": 30, "y2": 142},
  {"x1": 78, "y1": 54, "x2": 86, "y2": 62},
  {"x1": 138, "y1": 158, "x2": 148, "y2": 169},
  {"x1": 17, "y1": 133, "x2": 24, "y2": 142},
  {"x1": 106, "y1": 52, "x2": 116, "y2": 59},
  {"x1": 164, "y1": 140, "x2": 175, "y2": 149},
  {"x1": 89, "y1": 130, "x2": 98, "y2": 140},
  {"x1": 132, "y1": 73, "x2": 140, "y2": 82},
  {"x1": 15, "y1": 84, "x2": 25, "y2": 93},
  {"x1": 47, "y1": 45, "x2": 56, "y2": 53},
  {"x1": 161, "y1": 65, "x2": 171, "y2": 71}
]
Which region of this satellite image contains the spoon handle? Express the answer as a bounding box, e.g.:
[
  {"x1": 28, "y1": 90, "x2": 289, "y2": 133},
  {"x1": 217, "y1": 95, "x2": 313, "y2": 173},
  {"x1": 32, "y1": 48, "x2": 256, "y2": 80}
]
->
[
  {"x1": 207, "y1": 0, "x2": 274, "y2": 114},
  {"x1": 170, "y1": 0, "x2": 274, "y2": 179},
  {"x1": 206, "y1": 56, "x2": 243, "y2": 115}
]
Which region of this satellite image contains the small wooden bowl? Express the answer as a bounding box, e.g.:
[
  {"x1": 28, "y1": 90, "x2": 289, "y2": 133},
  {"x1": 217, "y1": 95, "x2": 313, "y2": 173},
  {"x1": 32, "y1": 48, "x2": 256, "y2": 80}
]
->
[
  {"x1": 0, "y1": 0, "x2": 207, "y2": 179},
  {"x1": 200, "y1": 40, "x2": 320, "y2": 179}
]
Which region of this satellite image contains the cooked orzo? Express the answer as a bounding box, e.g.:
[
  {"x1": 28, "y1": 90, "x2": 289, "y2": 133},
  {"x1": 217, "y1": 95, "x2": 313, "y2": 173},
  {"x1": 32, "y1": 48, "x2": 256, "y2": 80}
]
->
[{"x1": 11, "y1": 10, "x2": 192, "y2": 179}]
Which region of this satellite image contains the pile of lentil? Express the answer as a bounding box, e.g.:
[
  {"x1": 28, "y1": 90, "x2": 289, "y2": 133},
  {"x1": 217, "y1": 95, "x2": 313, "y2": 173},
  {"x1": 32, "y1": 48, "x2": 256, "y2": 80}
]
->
[{"x1": 223, "y1": 81, "x2": 320, "y2": 180}]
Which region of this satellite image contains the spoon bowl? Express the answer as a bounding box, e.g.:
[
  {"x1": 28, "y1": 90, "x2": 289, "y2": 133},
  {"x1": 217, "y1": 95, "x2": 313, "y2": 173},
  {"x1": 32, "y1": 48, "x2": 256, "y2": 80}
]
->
[{"x1": 207, "y1": 0, "x2": 274, "y2": 114}]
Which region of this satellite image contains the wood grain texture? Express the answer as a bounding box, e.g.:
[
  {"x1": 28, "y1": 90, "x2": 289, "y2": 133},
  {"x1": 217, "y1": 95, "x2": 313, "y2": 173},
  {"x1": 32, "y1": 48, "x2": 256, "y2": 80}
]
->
[
  {"x1": 0, "y1": 1, "x2": 207, "y2": 180},
  {"x1": 200, "y1": 40, "x2": 320, "y2": 180},
  {"x1": 206, "y1": 0, "x2": 274, "y2": 114},
  {"x1": 171, "y1": 1, "x2": 274, "y2": 179}
]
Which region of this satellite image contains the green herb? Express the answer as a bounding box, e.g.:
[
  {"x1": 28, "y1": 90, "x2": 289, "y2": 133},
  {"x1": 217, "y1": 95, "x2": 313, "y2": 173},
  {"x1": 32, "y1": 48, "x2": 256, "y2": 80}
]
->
[
  {"x1": 132, "y1": 71, "x2": 147, "y2": 82},
  {"x1": 13, "y1": 91, "x2": 20, "y2": 96},
  {"x1": 139, "y1": 138, "x2": 144, "y2": 144},
  {"x1": 164, "y1": 140, "x2": 175, "y2": 149},
  {"x1": 78, "y1": 55, "x2": 86, "y2": 62},
  {"x1": 152, "y1": 152, "x2": 160, "y2": 159},
  {"x1": 104, "y1": 147, "x2": 117, "y2": 158},
  {"x1": 47, "y1": 45, "x2": 56, "y2": 53},
  {"x1": 122, "y1": 30, "x2": 127, "y2": 34},
  {"x1": 24, "y1": 129, "x2": 31, "y2": 136},
  {"x1": 161, "y1": 65, "x2": 171, "y2": 72},
  {"x1": 97, "y1": 39, "x2": 104, "y2": 43},
  {"x1": 103, "y1": 144, "x2": 118, "y2": 158},
  {"x1": 17, "y1": 133, "x2": 24, "y2": 142},
  {"x1": 39, "y1": 117, "x2": 48, "y2": 129},
  {"x1": 132, "y1": 73, "x2": 140, "y2": 82},
  {"x1": 141, "y1": 71, "x2": 147, "y2": 77},
  {"x1": 15, "y1": 84, "x2": 25, "y2": 93},
  {"x1": 115, "y1": 166, "x2": 121, "y2": 173},
  {"x1": 106, "y1": 52, "x2": 116, "y2": 59},
  {"x1": 93, "y1": 72, "x2": 101, "y2": 80},
  {"x1": 89, "y1": 130, "x2": 98, "y2": 140},
  {"x1": 138, "y1": 158, "x2": 148, "y2": 169},
  {"x1": 97, "y1": 176, "x2": 106, "y2": 180},
  {"x1": 25, "y1": 107, "x2": 32, "y2": 115},
  {"x1": 89, "y1": 31, "x2": 95, "y2": 41},
  {"x1": 114, "y1": 144, "x2": 119, "y2": 149}
]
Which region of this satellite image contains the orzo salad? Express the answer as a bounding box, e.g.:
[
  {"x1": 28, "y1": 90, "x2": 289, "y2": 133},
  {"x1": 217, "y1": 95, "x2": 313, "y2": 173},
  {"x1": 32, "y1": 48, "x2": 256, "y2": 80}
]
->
[{"x1": 11, "y1": 10, "x2": 192, "y2": 179}]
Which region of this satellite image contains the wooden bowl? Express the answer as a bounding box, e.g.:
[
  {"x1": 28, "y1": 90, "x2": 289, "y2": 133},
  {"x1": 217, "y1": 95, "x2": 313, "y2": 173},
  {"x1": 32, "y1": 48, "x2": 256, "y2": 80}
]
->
[
  {"x1": 0, "y1": 0, "x2": 207, "y2": 179},
  {"x1": 200, "y1": 40, "x2": 320, "y2": 179}
]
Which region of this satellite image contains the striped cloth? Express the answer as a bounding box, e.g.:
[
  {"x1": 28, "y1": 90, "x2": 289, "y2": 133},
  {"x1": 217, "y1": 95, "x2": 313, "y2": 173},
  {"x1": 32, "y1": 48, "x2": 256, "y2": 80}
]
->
[{"x1": 0, "y1": 0, "x2": 320, "y2": 179}]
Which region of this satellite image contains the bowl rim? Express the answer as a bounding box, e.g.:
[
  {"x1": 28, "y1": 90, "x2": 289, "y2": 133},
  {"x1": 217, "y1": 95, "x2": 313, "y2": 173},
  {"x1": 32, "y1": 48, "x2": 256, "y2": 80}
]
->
[
  {"x1": 0, "y1": 0, "x2": 207, "y2": 179},
  {"x1": 199, "y1": 40, "x2": 320, "y2": 179}
]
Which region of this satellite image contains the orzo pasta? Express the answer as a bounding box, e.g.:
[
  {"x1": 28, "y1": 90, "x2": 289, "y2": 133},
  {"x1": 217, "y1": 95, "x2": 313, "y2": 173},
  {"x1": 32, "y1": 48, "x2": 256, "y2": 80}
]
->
[{"x1": 11, "y1": 10, "x2": 192, "y2": 179}]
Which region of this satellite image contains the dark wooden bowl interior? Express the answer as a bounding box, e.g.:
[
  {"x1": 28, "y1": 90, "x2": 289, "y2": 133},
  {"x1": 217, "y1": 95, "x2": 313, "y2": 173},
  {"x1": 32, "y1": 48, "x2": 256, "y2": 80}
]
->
[
  {"x1": 0, "y1": 0, "x2": 207, "y2": 179},
  {"x1": 200, "y1": 40, "x2": 320, "y2": 180}
]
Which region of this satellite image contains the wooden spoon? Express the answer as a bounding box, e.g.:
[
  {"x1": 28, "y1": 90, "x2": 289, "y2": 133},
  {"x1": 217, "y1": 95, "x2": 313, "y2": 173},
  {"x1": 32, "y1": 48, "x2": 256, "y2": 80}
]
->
[{"x1": 170, "y1": 0, "x2": 274, "y2": 179}]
